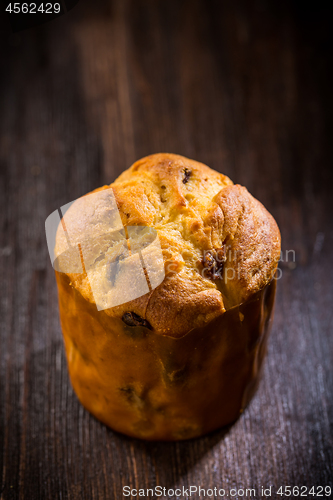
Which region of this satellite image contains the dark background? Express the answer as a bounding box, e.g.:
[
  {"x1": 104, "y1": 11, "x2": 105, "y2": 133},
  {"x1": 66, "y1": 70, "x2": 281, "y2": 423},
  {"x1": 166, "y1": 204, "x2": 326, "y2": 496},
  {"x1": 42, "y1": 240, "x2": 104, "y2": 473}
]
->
[{"x1": 0, "y1": 0, "x2": 332, "y2": 498}]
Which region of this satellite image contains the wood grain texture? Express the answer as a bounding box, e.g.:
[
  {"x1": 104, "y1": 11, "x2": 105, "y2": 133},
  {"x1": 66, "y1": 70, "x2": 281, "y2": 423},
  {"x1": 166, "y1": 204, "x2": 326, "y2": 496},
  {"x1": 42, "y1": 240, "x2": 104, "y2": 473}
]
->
[{"x1": 0, "y1": 0, "x2": 332, "y2": 498}]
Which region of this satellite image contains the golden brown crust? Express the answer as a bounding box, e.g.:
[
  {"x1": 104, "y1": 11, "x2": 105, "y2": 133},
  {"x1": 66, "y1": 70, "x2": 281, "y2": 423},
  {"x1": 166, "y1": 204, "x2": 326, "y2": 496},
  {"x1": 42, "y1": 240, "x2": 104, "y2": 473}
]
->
[{"x1": 54, "y1": 153, "x2": 281, "y2": 338}]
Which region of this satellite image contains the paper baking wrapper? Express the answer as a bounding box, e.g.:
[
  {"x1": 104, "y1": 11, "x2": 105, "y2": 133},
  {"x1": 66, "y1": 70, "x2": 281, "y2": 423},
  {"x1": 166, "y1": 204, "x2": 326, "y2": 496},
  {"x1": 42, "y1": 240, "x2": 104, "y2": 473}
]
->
[{"x1": 56, "y1": 271, "x2": 277, "y2": 440}]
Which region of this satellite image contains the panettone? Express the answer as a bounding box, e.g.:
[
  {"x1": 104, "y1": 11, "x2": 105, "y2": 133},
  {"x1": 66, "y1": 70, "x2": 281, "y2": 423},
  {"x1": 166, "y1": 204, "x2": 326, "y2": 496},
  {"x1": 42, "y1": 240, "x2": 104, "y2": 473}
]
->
[{"x1": 54, "y1": 153, "x2": 281, "y2": 440}]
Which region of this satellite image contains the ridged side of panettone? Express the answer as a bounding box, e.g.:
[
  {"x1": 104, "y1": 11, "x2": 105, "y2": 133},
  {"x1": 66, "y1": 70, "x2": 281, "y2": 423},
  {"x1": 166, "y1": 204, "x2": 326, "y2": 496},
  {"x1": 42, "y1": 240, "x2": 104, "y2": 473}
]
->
[{"x1": 56, "y1": 269, "x2": 276, "y2": 440}]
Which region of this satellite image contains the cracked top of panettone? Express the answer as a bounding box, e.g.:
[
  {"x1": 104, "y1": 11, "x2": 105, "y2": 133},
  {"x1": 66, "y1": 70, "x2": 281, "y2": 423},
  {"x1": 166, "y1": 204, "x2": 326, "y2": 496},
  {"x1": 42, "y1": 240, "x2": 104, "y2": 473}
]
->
[{"x1": 54, "y1": 153, "x2": 281, "y2": 338}]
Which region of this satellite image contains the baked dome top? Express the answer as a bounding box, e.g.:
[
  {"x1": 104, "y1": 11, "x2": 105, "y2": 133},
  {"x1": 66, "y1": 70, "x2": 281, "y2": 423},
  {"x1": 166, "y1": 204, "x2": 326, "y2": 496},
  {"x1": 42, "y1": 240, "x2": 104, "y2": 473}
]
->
[{"x1": 54, "y1": 153, "x2": 281, "y2": 337}]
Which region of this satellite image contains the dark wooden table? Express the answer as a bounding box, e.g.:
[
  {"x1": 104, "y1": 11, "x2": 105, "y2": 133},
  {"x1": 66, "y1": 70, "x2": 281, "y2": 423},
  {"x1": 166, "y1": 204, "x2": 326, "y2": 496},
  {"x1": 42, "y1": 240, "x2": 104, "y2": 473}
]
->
[{"x1": 0, "y1": 1, "x2": 332, "y2": 498}]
